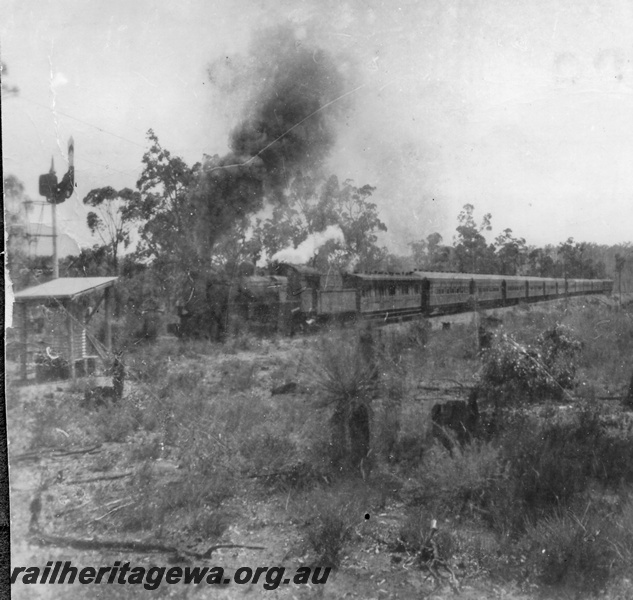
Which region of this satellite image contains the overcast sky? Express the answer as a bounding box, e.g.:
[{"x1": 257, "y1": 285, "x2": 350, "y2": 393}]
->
[{"x1": 2, "y1": 0, "x2": 633, "y2": 256}]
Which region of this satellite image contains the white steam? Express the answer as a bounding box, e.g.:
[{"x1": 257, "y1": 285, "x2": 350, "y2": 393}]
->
[{"x1": 272, "y1": 225, "x2": 345, "y2": 264}]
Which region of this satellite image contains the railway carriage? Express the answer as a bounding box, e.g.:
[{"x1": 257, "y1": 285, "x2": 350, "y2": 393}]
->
[
  {"x1": 343, "y1": 273, "x2": 423, "y2": 318},
  {"x1": 469, "y1": 274, "x2": 505, "y2": 306},
  {"x1": 504, "y1": 276, "x2": 528, "y2": 303},
  {"x1": 543, "y1": 278, "x2": 558, "y2": 299},
  {"x1": 525, "y1": 276, "x2": 546, "y2": 300},
  {"x1": 566, "y1": 279, "x2": 577, "y2": 295},
  {"x1": 576, "y1": 279, "x2": 593, "y2": 295},
  {"x1": 412, "y1": 271, "x2": 470, "y2": 312},
  {"x1": 318, "y1": 289, "x2": 358, "y2": 315},
  {"x1": 316, "y1": 270, "x2": 358, "y2": 317}
]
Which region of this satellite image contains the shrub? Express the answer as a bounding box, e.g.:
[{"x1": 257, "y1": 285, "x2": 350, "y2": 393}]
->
[
  {"x1": 117, "y1": 458, "x2": 233, "y2": 537},
  {"x1": 298, "y1": 483, "x2": 367, "y2": 567},
  {"x1": 479, "y1": 324, "x2": 582, "y2": 407},
  {"x1": 397, "y1": 509, "x2": 458, "y2": 559},
  {"x1": 223, "y1": 330, "x2": 256, "y2": 354},
  {"x1": 403, "y1": 442, "x2": 507, "y2": 523},
  {"x1": 313, "y1": 331, "x2": 376, "y2": 473},
  {"x1": 536, "y1": 324, "x2": 583, "y2": 390},
  {"x1": 28, "y1": 393, "x2": 96, "y2": 449},
  {"x1": 314, "y1": 331, "x2": 376, "y2": 402},
  {"x1": 239, "y1": 429, "x2": 299, "y2": 476},
  {"x1": 93, "y1": 398, "x2": 140, "y2": 443},
  {"x1": 219, "y1": 358, "x2": 257, "y2": 392},
  {"x1": 521, "y1": 506, "x2": 626, "y2": 595},
  {"x1": 425, "y1": 323, "x2": 480, "y2": 371},
  {"x1": 498, "y1": 407, "x2": 633, "y2": 531}
]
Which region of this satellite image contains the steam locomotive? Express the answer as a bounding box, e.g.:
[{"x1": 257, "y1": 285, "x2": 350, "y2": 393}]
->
[{"x1": 175, "y1": 263, "x2": 614, "y2": 338}]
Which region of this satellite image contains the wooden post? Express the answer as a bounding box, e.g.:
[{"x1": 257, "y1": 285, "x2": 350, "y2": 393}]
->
[
  {"x1": 20, "y1": 303, "x2": 28, "y2": 381},
  {"x1": 67, "y1": 301, "x2": 76, "y2": 380},
  {"x1": 104, "y1": 287, "x2": 112, "y2": 353},
  {"x1": 52, "y1": 201, "x2": 59, "y2": 279}
]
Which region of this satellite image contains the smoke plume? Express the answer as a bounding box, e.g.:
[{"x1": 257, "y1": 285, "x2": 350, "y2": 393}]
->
[
  {"x1": 272, "y1": 225, "x2": 345, "y2": 264},
  {"x1": 193, "y1": 24, "x2": 353, "y2": 259}
]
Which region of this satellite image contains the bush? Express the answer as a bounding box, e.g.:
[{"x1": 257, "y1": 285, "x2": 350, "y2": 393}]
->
[
  {"x1": 313, "y1": 331, "x2": 377, "y2": 473},
  {"x1": 298, "y1": 483, "x2": 367, "y2": 567},
  {"x1": 521, "y1": 506, "x2": 629, "y2": 595},
  {"x1": 29, "y1": 392, "x2": 96, "y2": 449},
  {"x1": 397, "y1": 509, "x2": 458, "y2": 559},
  {"x1": 480, "y1": 324, "x2": 582, "y2": 407},
  {"x1": 536, "y1": 324, "x2": 583, "y2": 390},
  {"x1": 498, "y1": 407, "x2": 633, "y2": 531},
  {"x1": 500, "y1": 419, "x2": 590, "y2": 530},
  {"x1": 314, "y1": 331, "x2": 377, "y2": 403},
  {"x1": 403, "y1": 442, "x2": 507, "y2": 523},
  {"x1": 219, "y1": 358, "x2": 257, "y2": 392},
  {"x1": 117, "y1": 458, "x2": 233, "y2": 536},
  {"x1": 93, "y1": 397, "x2": 141, "y2": 443},
  {"x1": 240, "y1": 429, "x2": 295, "y2": 467}
]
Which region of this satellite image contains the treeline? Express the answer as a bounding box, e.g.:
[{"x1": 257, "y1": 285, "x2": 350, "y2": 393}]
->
[
  {"x1": 6, "y1": 166, "x2": 633, "y2": 311},
  {"x1": 380, "y1": 204, "x2": 633, "y2": 291},
  {"x1": 4, "y1": 130, "x2": 390, "y2": 316}
]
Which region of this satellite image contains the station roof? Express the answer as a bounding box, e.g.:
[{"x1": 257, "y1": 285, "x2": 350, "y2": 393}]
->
[{"x1": 13, "y1": 277, "x2": 117, "y2": 302}]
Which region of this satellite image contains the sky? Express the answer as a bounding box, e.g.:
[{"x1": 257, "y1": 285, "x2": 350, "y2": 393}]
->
[{"x1": 2, "y1": 0, "x2": 633, "y2": 258}]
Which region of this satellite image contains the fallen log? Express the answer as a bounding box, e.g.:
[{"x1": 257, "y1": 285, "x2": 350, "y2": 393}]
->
[
  {"x1": 30, "y1": 529, "x2": 266, "y2": 561},
  {"x1": 12, "y1": 444, "x2": 103, "y2": 463},
  {"x1": 52, "y1": 444, "x2": 103, "y2": 457},
  {"x1": 66, "y1": 471, "x2": 134, "y2": 485}
]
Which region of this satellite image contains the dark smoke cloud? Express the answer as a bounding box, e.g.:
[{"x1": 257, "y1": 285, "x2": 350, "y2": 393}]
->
[
  {"x1": 193, "y1": 24, "x2": 353, "y2": 258},
  {"x1": 209, "y1": 23, "x2": 352, "y2": 193}
]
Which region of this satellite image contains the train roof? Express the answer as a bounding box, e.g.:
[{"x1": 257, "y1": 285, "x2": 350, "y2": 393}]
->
[
  {"x1": 350, "y1": 271, "x2": 565, "y2": 283},
  {"x1": 276, "y1": 263, "x2": 320, "y2": 276},
  {"x1": 412, "y1": 271, "x2": 518, "y2": 282},
  {"x1": 242, "y1": 275, "x2": 287, "y2": 285},
  {"x1": 409, "y1": 271, "x2": 469, "y2": 280},
  {"x1": 346, "y1": 272, "x2": 421, "y2": 282}
]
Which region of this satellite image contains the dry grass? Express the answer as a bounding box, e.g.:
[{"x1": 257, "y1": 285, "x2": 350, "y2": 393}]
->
[{"x1": 9, "y1": 300, "x2": 633, "y2": 599}]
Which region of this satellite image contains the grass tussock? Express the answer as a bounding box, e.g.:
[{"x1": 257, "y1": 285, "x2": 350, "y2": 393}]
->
[
  {"x1": 403, "y1": 442, "x2": 507, "y2": 523},
  {"x1": 115, "y1": 458, "x2": 233, "y2": 536},
  {"x1": 403, "y1": 400, "x2": 633, "y2": 540},
  {"x1": 296, "y1": 480, "x2": 373, "y2": 567},
  {"x1": 28, "y1": 391, "x2": 97, "y2": 449},
  {"x1": 397, "y1": 508, "x2": 459, "y2": 558},
  {"x1": 499, "y1": 408, "x2": 633, "y2": 529},
  {"x1": 520, "y1": 498, "x2": 633, "y2": 595},
  {"x1": 313, "y1": 330, "x2": 377, "y2": 404}
]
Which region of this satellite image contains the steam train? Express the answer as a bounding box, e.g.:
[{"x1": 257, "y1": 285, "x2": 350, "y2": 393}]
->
[{"x1": 175, "y1": 263, "x2": 614, "y2": 338}]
